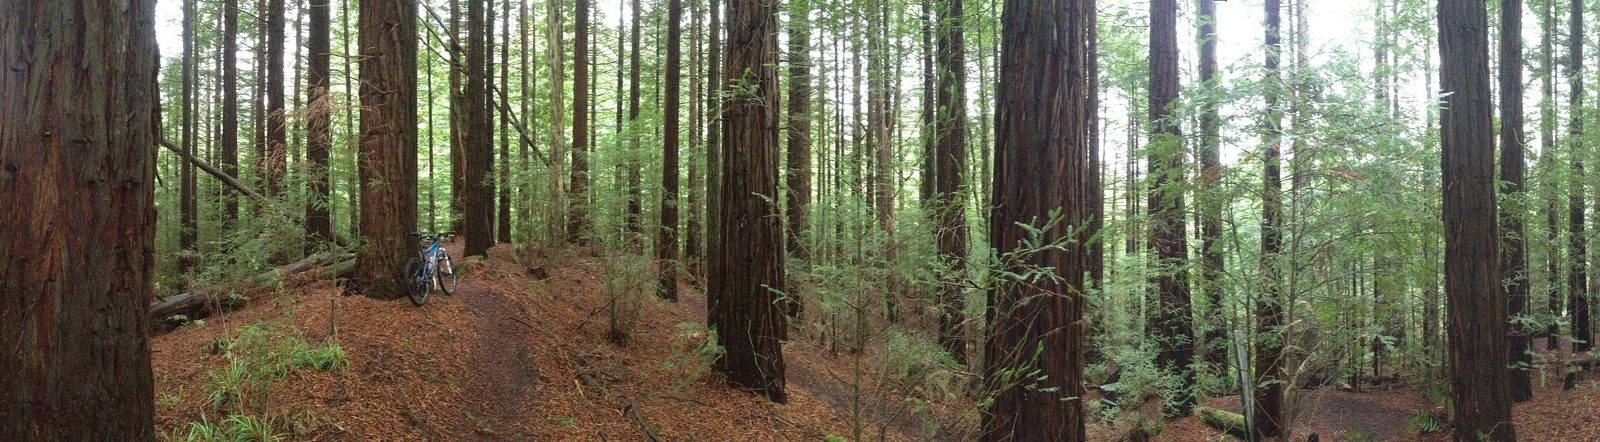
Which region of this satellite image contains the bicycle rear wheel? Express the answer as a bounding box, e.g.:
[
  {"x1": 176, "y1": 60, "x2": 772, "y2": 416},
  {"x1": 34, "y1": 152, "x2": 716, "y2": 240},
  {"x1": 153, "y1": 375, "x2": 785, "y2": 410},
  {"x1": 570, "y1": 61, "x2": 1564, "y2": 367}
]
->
[
  {"x1": 436, "y1": 254, "x2": 458, "y2": 295},
  {"x1": 405, "y1": 257, "x2": 430, "y2": 306}
]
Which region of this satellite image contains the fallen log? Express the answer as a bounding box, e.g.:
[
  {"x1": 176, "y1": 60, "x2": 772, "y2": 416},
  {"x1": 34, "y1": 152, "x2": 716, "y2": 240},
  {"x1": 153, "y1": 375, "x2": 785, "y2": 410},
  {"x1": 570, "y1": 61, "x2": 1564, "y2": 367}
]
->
[
  {"x1": 1197, "y1": 406, "x2": 1248, "y2": 439},
  {"x1": 159, "y1": 138, "x2": 266, "y2": 201},
  {"x1": 151, "y1": 252, "x2": 354, "y2": 323},
  {"x1": 575, "y1": 356, "x2": 663, "y2": 442}
]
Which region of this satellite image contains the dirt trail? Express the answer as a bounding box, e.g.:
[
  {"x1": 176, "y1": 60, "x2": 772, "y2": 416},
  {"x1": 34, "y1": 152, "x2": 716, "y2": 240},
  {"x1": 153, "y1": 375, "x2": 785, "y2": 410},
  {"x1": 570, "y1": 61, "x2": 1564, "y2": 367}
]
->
[{"x1": 451, "y1": 243, "x2": 545, "y2": 439}]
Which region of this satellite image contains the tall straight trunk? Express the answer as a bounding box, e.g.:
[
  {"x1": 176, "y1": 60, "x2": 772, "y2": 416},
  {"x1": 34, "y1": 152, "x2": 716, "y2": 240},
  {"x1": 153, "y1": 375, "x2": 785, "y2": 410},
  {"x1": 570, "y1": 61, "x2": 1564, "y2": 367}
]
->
[
  {"x1": 0, "y1": 1, "x2": 159, "y2": 437},
  {"x1": 982, "y1": 0, "x2": 1091, "y2": 439},
  {"x1": 223, "y1": 0, "x2": 241, "y2": 224},
  {"x1": 686, "y1": 0, "x2": 704, "y2": 272},
  {"x1": 934, "y1": 0, "x2": 970, "y2": 365},
  {"x1": 569, "y1": 0, "x2": 592, "y2": 243},
  {"x1": 712, "y1": 0, "x2": 789, "y2": 403},
  {"x1": 1148, "y1": 0, "x2": 1194, "y2": 417},
  {"x1": 1500, "y1": 0, "x2": 1533, "y2": 402},
  {"x1": 498, "y1": 0, "x2": 513, "y2": 244},
  {"x1": 1570, "y1": 0, "x2": 1590, "y2": 355},
  {"x1": 869, "y1": 2, "x2": 899, "y2": 323},
  {"x1": 1439, "y1": 0, "x2": 1517, "y2": 438},
  {"x1": 519, "y1": 0, "x2": 535, "y2": 243},
  {"x1": 181, "y1": 0, "x2": 199, "y2": 273},
  {"x1": 451, "y1": 0, "x2": 466, "y2": 234},
  {"x1": 1197, "y1": 0, "x2": 1227, "y2": 370},
  {"x1": 266, "y1": 0, "x2": 287, "y2": 196},
  {"x1": 705, "y1": 0, "x2": 724, "y2": 285},
  {"x1": 547, "y1": 0, "x2": 567, "y2": 243},
  {"x1": 1256, "y1": 0, "x2": 1287, "y2": 438},
  {"x1": 919, "y1": 0, "x2": 936, "y2": 207},
  {"x1": 355, "y1": 0, "x2": 420, "y2": 297},
  {"x1": 660, "y1": 0, "x2": 684, "y2": 300},
  {"x1": 627, "y1": 0, "x2": 645, "y2": 242},
  {"x1": 1541, "y1": 0, "x2": 1562, "y2": 352},
  {"x1": 785, "y1": 0, "x2": 813, "y2": 316},
  {"x1": 306, "y1": 0, "x2": 334, "y2": 253},
  {"x1": 344, "y1": 0, "x2": 359, "y2": 237},
  {"x1": 463, "y1": 0, "x2": 493, "y2": 257}
]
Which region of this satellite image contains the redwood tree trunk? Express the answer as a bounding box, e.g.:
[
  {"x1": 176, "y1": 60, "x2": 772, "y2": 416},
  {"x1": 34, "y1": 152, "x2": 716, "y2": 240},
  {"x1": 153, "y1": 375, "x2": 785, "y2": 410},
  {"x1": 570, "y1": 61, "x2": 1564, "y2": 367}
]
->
[
  {"x1": 568, "y1": 0, "x2": 592, "y2": 243},
  {"x1": 180, "y1": 0, "x2": 198, "y2": 273},
  {"x1": 659, "y1": 0, "x2": 683, "y2": 301},
  {"x1": 1255, "y1": 0, "x2": 1287, "y2": 437},
  {"x1": 498, "y1": 0, "x2": 513, "y2": 244},
  {"x1": 1197, "y1": 0, "x2": 1228, "y2": 370},
  {"x1": 981, "y1": 0, "x2": 1091, "y2": 439},
  {"x1": 266, "y1": 0, "x2": 288, "y2": 196},
  {"x1": 464, "y1": 0, "x2": 493, "y2": 257},
  {"x1": 934, "y1": 0, "x2": 970, "y2": 365},
  {"x1": 626, "y1": 0, "x2": 644, "y2": 242},
  {"x1": 785, "y1": 0, "x2": 812, "y2": 316},
  {"x1": 0, "y1": 0, "x2": 159, "y2": 437},
  {"x1": 355, "y1": 0, "x2": 420, "y2": 298},
  {"x1": 1147, "y1": 0, "x2": 1194, "y2": 417},
  {"x1": 711, "y1": 0, "x2": 789, "y2": 403},
  {"x1": 1499, "y1": 0, "x2": 1533, "y2": 402},
  {"x1": 1568, "y1": 0, "x2": 1590, "y2": 357},
  {"x1": 1439, "y1": 0, "x2": 1516, "y2": 438},
  {"x1": 306, "y1": 0, "x2": 334, "y2": 253},
  {"x1": 223, "y1": 0, "x2": 241, "y2": 224}
]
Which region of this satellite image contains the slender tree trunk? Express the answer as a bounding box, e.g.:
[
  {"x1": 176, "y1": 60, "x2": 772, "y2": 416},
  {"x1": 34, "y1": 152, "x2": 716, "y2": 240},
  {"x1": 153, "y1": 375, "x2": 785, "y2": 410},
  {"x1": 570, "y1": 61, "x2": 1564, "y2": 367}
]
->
[
  {"x1": 659, "y1": 0, "x2": 684, "y2": 300},
  {"x1": 266, "y1": 0, "x2": 287, "y2": 196},
  {"x1": 0, "y1": 1, "x2": 159, "y2": 437},
  {"x1": 181, "y1": 0, "x2": 199, "y2": 274},
  {"x1": 355, "y1": 0, "x2": 420, "y2": 298},
  {"x1": 498, "y1": 0, "x2": 513, "y2": 244},
  {"x1": 1439, "y1": 0, "x2": 1517, "y2": 438},
  {"x1": 1500, "y1": 0, "x2": 1533, "y2": 402},
  {"x1": 223, "y1": 0, "x2": 241, "y2": 225},
  {"x1": 627, "y1": 0, "x2": 645, "y2": 243},
  {"x1": 1148, "y1": 0, "x2": 1194, "y2": 417},
  {"x1": 981, "y1": 0, "x2": 1091, "y2": 439},
  {"x1": 547, "y1": 0, "x2": 568, "y2": 244},
  {"x1": 711, "y1": 0, "x2": 789, "y2": 403},
  {"x1": 1541, "y1": 0, "x2": 1563, "y2": 352},
  {"x1": 934, "y1": 0, "x2": 970, "y2": 365},
  {"x1": 1197, "y1": 0, "x2": 1227, "y2": 371},
  {"x1": 1570, "y1": 0, "x2": 1591, "y2": 356},
  {"x1": 451, "y1": 0, "x2": 466, "y2": 234},
  {"x1": 1255, "y1": 0, "x2": 1287, "y2": 437},
  {"x1": 569, "y1": 0, "x2": 592, "y2": 244},
  {"x1": 306, "y1": 0, "x2": 334, "y2": 253},
  {"x1": 686, "y1": 0, "x2": 704, "y2": 274},
  {"x1": 785, "y1": 0, "x2": 813, "y2": 317},
  {"x1": 705, "y1": 0, "x2": 724, "y2": 293}
]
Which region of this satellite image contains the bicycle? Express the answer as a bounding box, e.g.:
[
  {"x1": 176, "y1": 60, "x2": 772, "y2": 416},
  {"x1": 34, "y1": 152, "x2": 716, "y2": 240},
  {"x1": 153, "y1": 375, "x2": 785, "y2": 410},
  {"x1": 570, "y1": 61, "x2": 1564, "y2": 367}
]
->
[{"x1": 404, "y1": 231, "x2": 458, "y2": 306}]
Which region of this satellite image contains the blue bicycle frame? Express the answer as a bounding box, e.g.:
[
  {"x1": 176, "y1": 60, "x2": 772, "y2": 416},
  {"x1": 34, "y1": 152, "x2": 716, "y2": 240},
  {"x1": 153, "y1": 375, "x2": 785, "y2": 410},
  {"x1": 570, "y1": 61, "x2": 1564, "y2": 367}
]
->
[{"x1": 418, "y1": 238, "x2": 443, "y2": 287}]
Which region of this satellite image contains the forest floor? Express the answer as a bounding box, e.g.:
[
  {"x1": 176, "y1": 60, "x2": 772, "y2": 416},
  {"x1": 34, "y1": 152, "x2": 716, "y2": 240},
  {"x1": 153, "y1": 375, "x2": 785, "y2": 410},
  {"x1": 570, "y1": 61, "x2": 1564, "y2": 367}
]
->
[
  {"x1": 152, "y1": 242, "x2": 938, "y2": 441},
  {"x1": 150, "y1": 242, "x2": 1600, "y2": 441}
]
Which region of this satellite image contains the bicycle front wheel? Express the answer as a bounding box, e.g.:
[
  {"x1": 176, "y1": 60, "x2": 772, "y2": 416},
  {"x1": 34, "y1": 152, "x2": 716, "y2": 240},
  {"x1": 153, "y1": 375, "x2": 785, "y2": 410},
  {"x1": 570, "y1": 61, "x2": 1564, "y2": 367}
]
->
[
  {"x1": 405, "y1": 257, "x2": 430, "y2": 306},
  {"x1": 436, "y1": 254, "x2": 458, "y2": 295}
]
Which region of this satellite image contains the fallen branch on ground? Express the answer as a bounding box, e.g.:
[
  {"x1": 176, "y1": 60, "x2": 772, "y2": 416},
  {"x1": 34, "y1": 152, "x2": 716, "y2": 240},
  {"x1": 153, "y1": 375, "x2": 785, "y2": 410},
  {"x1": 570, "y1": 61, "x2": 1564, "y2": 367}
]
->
[
  {"x1": 1197, "y1": 406, "x2": 1248, "y2": 439},
  {"x1": 151, "y1": 252, "x2": 354, "y2": 325}
]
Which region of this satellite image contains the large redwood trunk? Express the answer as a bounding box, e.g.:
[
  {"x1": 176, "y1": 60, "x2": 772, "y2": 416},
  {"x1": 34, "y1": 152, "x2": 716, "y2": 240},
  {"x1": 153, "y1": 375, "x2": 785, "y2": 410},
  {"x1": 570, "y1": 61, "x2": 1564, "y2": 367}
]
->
[
  {"x1": 1567, "y1": 0, "x2": 1590, "y2": 357},
  {"x1": 1147, "y1": 0, "x2": 1194, "y2": 417},
  {"x1": 659, "y1": 0, "x2": 684, "y2": 300},
  {"x1": 934, "y1": 0, "x2": 970, "y2": 364},
  {"x1": 305, "y1": 0, "x2": 334, "y2": 253},
  {"x1": 0, "y1": 0, "x2": 159, "y2": 437},
  {"x1": 463, "y1": 0, "x2": 493, "y2": 257},
  {"x1": 222, "y1": 0, "x2": 241, "y2": 224},
  {"x1": 711, "y1": 0, "x2": 789, "y2": 403},
  {"x1": 1438, "y1": 0, "x2": 1516, "y2": 438},
  {"x1": 1255, "y1": 0, "x2": 1287, "y2": 437},
  {"x1": 568, "y1": 0, "x2": 593, "y2": 244},
  {"x1": 1197, "y1": 0, "x2": 1228, "y2": 370},
  {"x1": 784, "y1": 0, "x2": 813, "y2": 315},
  {"x1": 981, "y1": 0, "x2": 1091, "y2": 439},
  {"x1": 265, "y1": 0, "x2": 288, "y2": 196},
  {"x1": 1499, "y1": 0, "x2": 1533, "y2": 403},
  {"x1": 355, "y1": 0, "x2": 420, "y2": 297}
]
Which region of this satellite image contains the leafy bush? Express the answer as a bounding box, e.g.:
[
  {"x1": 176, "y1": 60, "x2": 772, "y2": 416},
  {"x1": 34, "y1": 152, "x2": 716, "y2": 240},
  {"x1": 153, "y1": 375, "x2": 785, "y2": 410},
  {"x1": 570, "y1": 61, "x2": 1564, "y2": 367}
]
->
[{"x1": 661, "y1": 322, "x2": 724, "y2": 391}]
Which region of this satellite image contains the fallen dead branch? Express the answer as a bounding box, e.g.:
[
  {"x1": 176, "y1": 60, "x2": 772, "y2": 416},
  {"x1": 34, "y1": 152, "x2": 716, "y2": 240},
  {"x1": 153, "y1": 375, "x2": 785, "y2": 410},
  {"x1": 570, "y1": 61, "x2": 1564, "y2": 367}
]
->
[{"x1": 151, "y1": 251, "x2": 354, "y2": 326}]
